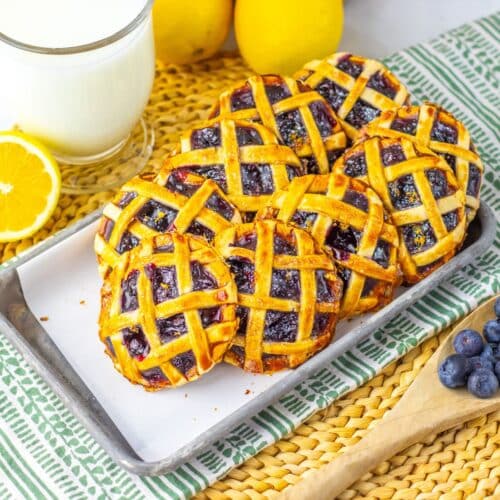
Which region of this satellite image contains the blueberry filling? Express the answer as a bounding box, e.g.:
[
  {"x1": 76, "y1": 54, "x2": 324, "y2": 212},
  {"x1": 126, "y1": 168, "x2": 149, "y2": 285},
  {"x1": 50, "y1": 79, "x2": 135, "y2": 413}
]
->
[
  {"x1": 431, "y1": 120, "x2": 458, "y2": 144},
  {"x1": 286, "y1": 164, "x2": 304, "y2": 181},
  {"x1": 122, "y1": 326, "x2": 149, "y2": 360},
  {"x1": 381, "y1": 144, "x2": 405, "y2": 166},
  {"x1": 200, "y1": 306, "x2": 223, "y2": 328},
  {"x1": 366, "y1": 71, "x2": 397, "y2": 99},
  {"x1": 311, "y1": 313, "x2": 331, "y2": 338},
  {"x1": 309, "y1": 101, "x2": 336, "y2": 138},
  {"x1": 342, "y1": 189, "x2": 368, "y2": 212},
  {"x1": 117, "y1": 231, "x2": 140, "y2": 254},
  {"x1": 442, "y1": 153, "x2": 457, "y2": 171},
  {"x1": 316, "y1": 78, "x2": 348, "y2": 112},
  {"x1": 185, "y1": 166, "x2": 227, "y2": 193},
  {"x1": 121, "y1": 270, "x2": 139, "y2": 312},
  {"x1": 165, "y1": 170, "x2": 201, "y2": 197},
  {"x1": 236, "y1": 306, "x2": 249, "y2": 336},
  {"x1": 291, "y1": 210, "x2": 318, "y2": 230},
  {"x1": 388, "y1": 174, "x2": 422, "y2": 210},
  {"x1": 171, "y1": 351, "x2": 196, "y2": 375},
  {"x1": 391, "y1": 117, "x2": 418, "y2": 135},
  {"x1": 191, "y1": 261, "x2": 217, "y2": 291},
  {"x1": 230, "y1": 84, "x2": 255, "y2": 111},
  {"x1": 136, "y1": 200, "x2": 178, "y2": 232},
  {"x1": 273, "y1": 234, "x2": 297, "y2": 255},
  {"x1": 345, "y1": 100, "x2": 380, "y2": 129},
  {"x1": 325, "y1": 223, "x2": 361, "y2": 255},
  {"x1": 117, "y1": 191, "x2": 137, "y2": 209},
  {"x1": 228, "y1": 257, "x2": 255, "y2": 294},
  {"x1": 156, "y1": 313, "x2": 187, "y2": 343},
  {"x1": 277, "y1": 110, "x2": 307, "y2": 146},
  {"x1": 101, "y1": 218, "x2": 115, "y2": 241},
  {"x1": 337, "y1": 55, "x2": 363, "y2": 78},
  {"x1": 145, "y1": 264, "x2": 178, "y2": 303},
  {"x1": 443, "y1": 210, "x2": 459, "y2": 231},
  {"x1": 240, "y1": 164, "x2": 275, "y2": 195},
  {"x1": 206, "y1": 193, "x2": 235, "y2": 221},
  {"x1": 141, "y1": 367, "x2": 168, "y2": 384},
  {"x1": 270, "y1": 269, "x2": 300, "y2": 300},
  {"x1": 467, "y1": 164, "x2": 481, "y2": 197},
  {"x1": 233, "y1": 232, "x2": 257, "y2": 250},
  {"x1": 186, "y1": 220, "x2": 215, "y2": 241},
  {"x1": 344, "y1": 152, "x2": 368, "y2": 177},
  {"x1": 236, "y1": 126, "x2": 263, "y2": 146},
  {"x1": 426, "y1": 168, "x2": 452, "y2": 199},
  {"x1": 401, "y1": 221, "x2": 437, "y2": 254},
  {"x1": 372, "y1": 240, "x2": 390, "y2": 268},
  {"x1": 265, "y1": 83, "x2": 292, "y2": 104},
  {"x1": 191, "y1": 126, "x2": 221, "y2": 149},
  {"x1": 264, "y1": 310, "x2": 298, "y2": 342},
  {"x1": 316, "y1": 270, "x2": 335, "y2": 302}
]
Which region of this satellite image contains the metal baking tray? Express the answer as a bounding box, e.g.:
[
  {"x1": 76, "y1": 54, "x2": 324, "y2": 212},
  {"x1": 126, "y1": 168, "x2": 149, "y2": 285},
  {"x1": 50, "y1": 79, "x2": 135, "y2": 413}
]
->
[{"x1": 0, "y1": 203, "x2": 495, "y2": 475}]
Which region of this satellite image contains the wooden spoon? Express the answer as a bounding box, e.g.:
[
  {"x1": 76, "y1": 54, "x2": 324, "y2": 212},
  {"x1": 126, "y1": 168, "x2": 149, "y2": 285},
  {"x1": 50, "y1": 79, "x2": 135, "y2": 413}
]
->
[{"x1": 279, "y1": 294, "x2": 500, "y2": 500}]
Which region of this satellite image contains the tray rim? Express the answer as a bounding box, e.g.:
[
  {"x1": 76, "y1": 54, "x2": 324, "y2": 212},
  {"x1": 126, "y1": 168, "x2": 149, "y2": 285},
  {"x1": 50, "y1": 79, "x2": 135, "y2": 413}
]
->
[{"x1": 0, "y1": 203, "x2": 496, "y2": 476}]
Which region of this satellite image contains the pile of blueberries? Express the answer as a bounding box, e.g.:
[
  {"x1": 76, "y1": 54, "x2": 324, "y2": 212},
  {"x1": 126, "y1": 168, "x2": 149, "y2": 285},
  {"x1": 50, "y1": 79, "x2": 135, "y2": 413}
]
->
[{"x1": 439, "y1": 297, "x2": 500, "y2": 398}]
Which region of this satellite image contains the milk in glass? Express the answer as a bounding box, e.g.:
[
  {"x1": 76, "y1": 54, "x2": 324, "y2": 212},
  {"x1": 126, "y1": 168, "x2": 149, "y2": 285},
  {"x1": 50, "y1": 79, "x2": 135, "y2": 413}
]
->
[{"x1": 0, "y1": 0, "x2": 154, "y2": 160}]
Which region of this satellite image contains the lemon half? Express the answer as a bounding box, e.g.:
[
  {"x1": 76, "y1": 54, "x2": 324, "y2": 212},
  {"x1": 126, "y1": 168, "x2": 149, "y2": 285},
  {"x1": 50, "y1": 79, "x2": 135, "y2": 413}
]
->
[{"x1": 0, "y1": 131, "x2": 61, "y2": 242}]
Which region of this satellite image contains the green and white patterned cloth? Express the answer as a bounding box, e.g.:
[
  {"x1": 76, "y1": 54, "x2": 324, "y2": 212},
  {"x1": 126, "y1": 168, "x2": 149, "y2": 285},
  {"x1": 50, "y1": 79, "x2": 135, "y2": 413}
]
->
[{"x1": 0, "y1": 13, "x2": 499, "y2": 500}]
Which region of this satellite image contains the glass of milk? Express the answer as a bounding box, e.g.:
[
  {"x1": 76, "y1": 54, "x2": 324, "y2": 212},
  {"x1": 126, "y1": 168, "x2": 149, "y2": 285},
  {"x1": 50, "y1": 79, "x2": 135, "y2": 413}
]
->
[{"x1": 0, "y1": 0, "x2": 155, "y2": 193}]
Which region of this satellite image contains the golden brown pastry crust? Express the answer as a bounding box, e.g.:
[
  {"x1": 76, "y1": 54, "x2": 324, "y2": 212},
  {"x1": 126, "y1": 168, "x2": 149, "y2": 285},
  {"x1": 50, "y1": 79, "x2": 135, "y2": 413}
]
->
[
  {"x1": 258, "y1": 173, "x2": 401, "y2": 317},
  {"x1": 160, "y1": 118, "x2": 305, "y2": 220},
  {"x1": 95, "y1": 170, "x2": 242, "y2": 277},
  {"x1": 334, "y1": 136, "x2": 466, "y2": 284},
  {"x1": 361, "y1": 103, "x2": 483, "y2": 224},
  {"x1": 99, "y1": 232, "x2": 238, "y2": 390},
  {"x1": 209, "y1": 75, "x2": 347, "y2": 174},
  {"x1": 214, "y1": 220, "x2": 342, "y2": 373},
  {"x1": 295, "y1": 52, "x2": 410, "y2": 140}
]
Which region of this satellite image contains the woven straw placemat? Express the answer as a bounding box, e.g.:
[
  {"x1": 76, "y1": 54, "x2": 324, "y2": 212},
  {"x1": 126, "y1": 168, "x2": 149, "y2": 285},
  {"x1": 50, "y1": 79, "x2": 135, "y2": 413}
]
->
[{"x1": 1, "y1": 16, "x2": 499, "y2": 498}]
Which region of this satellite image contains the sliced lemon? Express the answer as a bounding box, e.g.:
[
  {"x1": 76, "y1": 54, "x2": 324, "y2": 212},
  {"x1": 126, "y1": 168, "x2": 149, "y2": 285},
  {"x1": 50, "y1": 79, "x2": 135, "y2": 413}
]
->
[{"x1": 0, "y1": 131, "x2": 61, "y2": 242}]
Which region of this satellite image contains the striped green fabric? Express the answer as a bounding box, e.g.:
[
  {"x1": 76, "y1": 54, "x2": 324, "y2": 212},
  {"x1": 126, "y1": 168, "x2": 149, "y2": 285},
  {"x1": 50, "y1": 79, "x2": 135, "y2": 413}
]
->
[{"x1": 1, "y1": 13, "x2": 499, "y2": 500}]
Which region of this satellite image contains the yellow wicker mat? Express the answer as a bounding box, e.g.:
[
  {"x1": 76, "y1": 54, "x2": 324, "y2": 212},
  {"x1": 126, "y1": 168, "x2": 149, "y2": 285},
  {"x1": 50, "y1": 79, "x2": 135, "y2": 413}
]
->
[{"x1": 2, "y1": 56, "x2": 499, "y2": 498}]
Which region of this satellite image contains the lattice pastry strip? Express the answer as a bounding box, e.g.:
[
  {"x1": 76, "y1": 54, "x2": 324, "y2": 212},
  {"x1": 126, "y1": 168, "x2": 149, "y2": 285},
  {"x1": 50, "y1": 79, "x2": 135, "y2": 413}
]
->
[
  {"x1": 362, "y1": 103, "x2": 483, "y2": 223},
  {"x1": 95, "y1": 170, "x2": 242, "y2": 277},
  {"x1": 161, "y1": 118, "x2": 305, "y2": 219},
  {"x1": 209, "y1": 75, "x2": 347, "y2": 174},
  {"x1": 295, "y1": 52, "x2": 410, "y2": 140},
  {"x1": 99, "y1": 232, "x2": 238, "y2": 390},
  {"x1": 334, "y1": 136, "x2": 466, "y2": 284},
  {"x1": 214, "y1": 220, "x2": 342, "y2": 373},
  {"x1": 258, "y1": 173, "x2": 400, "y2": 317}
]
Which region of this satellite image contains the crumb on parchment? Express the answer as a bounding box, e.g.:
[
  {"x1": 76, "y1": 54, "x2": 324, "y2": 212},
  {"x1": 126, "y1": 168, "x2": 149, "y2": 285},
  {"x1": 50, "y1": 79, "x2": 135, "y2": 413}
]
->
[
  {"x1": 79, "y1": 300, "x2": 86, "y2": 305},
  {"x1": 39, "y1": 316, "x2": 49, "y2": 322},
  {"x1": 245, "y1": 389, "x2": 251, "y2": 395}
]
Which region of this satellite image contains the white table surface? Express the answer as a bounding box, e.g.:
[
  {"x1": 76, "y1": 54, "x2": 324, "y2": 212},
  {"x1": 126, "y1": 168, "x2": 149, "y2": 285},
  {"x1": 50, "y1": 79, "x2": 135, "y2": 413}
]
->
[{"x1": 0, "y1": 0, "x2": 498, "y2": 129}]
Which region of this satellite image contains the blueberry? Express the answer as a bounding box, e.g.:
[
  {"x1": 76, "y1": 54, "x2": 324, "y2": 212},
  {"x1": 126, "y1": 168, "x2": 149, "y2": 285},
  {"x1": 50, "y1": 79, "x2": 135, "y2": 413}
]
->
[
  {"x1": 467, "y1": 355, "x2": 493, "y2": 373},
  {"x1": 483, "y1": 319, "x2": 500, "y2": 343},
  {"x1": 467, "y1": 368, "x2": 499, "y2": 398},
  {"x1": 495, "y1": 361, "x2": 500, "y2": 383},
  {"x1": 495, "y1": 297, "x2": 500, "y2": 318},
  {"x1": 438, "y1": 354, "x2": 469, "y2": 388},
  {"x1": 452, "y1": 329, "x2": 483, "y2": 357},
  {"x1": 480, "y1": 343, "x2": 496, "y2": 363}
]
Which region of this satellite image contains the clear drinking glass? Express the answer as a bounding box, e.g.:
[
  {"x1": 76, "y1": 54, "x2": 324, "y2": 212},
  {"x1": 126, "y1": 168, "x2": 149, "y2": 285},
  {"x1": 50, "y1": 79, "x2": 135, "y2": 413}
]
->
[{"x1": 0, "y1": 0, "x2": 155, "y2": 194}]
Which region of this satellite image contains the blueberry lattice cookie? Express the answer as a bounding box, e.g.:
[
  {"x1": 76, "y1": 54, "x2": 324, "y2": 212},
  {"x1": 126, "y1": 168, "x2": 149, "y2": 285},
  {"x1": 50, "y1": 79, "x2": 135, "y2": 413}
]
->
[
  {"x1": 99, "y1": 232, "x2": 238, "y2": 390},
  {"x1": 214, "y1": 220, "x2": 343, "y2": 373}
]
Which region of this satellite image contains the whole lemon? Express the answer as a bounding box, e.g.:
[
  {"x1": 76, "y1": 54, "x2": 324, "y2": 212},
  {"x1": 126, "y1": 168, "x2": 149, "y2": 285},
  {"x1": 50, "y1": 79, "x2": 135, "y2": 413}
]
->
[
  {"x1": 153, "y1": 0, "x2": 232, "y2": 64},
  {"x1": 235, "y1": 0, "x2": 343, "y2": 75}
]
